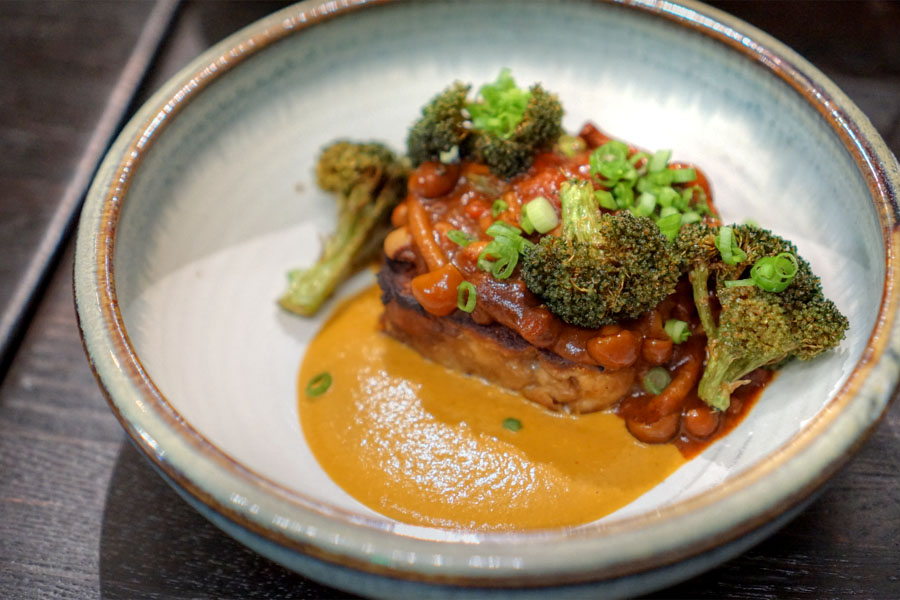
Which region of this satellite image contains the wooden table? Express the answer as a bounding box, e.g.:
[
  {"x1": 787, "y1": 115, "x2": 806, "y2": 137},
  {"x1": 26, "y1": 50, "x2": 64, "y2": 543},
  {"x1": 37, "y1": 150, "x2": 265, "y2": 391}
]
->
[{"x1": 1, "y1": 1, "x2": 898, "y2": 597}]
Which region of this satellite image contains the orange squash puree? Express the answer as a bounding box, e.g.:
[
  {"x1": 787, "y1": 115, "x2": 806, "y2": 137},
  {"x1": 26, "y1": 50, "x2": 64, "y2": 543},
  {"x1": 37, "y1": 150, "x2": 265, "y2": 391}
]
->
[{"x1": 298, "y1": 285, "x2": 685, "y2": 531}]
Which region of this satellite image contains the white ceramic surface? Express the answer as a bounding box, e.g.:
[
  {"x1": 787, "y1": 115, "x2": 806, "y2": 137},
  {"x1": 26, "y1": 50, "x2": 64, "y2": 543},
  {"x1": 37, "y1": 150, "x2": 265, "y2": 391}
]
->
[{"x1": 74, "y1": 1, "x2": 900, "y2": 597}]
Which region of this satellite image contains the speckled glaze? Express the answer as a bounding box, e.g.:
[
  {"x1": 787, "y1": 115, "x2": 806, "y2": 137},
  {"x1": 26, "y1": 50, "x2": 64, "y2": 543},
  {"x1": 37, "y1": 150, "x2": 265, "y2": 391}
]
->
[{"x1": 74, "y1": 0, "x2": 900, "y2": 597}]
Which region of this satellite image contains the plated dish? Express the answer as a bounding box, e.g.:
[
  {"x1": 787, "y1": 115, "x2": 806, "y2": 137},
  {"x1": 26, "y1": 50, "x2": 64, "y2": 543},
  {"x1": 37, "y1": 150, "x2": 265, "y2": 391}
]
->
[
  {"x1": 289, "y1": 71, "x2": 847, "y2": 531},
  {"x1": 74, "y1": 1, "x2": 900, "y2": 598}
]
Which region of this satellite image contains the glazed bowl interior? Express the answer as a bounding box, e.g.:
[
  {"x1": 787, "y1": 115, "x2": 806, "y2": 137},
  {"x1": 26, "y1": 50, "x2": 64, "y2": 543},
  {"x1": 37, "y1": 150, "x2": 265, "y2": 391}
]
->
[{"x1": 113, "y1": 1, "x2": 879, "y2": 522}]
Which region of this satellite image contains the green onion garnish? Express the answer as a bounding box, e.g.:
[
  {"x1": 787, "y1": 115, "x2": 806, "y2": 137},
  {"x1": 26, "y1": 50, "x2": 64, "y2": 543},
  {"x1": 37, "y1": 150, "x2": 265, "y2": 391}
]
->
[
  {"x1": 715, "y1": 226, "x2": 748, "y2": 265},
  {"x1": 658, "y1": 206, "x2": 680, "y2": 219},
  {"x1": 491, "y1": 199, "x2": 508, "y2": 218},
  {"x1": 523, "y1": 196, "x2": 559, "y2": 234},
  {"x1": 519, "y1": 211, "x2": 535, "y2": 234},
  {"x1": 670, "y1": 168, "x2": 697, "y2": 183},
  {"x1": 447, "y1": 229, "x2": 473, "y2": 247},
  {"x1": 306, "y1": 372, "x2": 332, "y2": 397},
  {"x1": 586, "y1": 139, "x2": 708, "y2": 237},
  {"x1": 467, "y1": 68, "x2": 530, "y2": 139},
  {"x1": 633, "y1": 193, "x2": 657, "y2": 217},
  {"x1": 478, "y1": 239, "x2": 520, "y2": 279},
  {"x1": 642, "y1": 367, "x2": 672, "y2": 395},
  {"x1": 656, "y1": 212, "x2": 682, "y2": 241},
  {"x1": 752, "y1": 252, "x2": 798, "y2": 292},
  {"x1": 478, "y1": 219, "x2": 536, "y2": 278},
  {"x1": 612, "y1": 181, "x2": 634, "y2": 209},
  {"x1": 502, "y1": 417, "x2": 523, "y2": 432},
  {"x1": 725, "y1": 252, "x2": 798, "y2": 292},
  {"x1": 680, "y1": 211, "x2": 701, "y2": 225},
  {"x1": 485, "y1": 220, "x2": 533, "y2": 251},
  {"x1": 629, "y1": 151, "x2": 650, "y2": 167},
  {"x1": 485, "y1": 220, "x2": 521, "y2": 238},
  {"x1": 590, "y1": 141, "x2": 638, "y2": 185},
  {"x1": 648, "y1": 149, "x2": 671, "y2": 173},
  {"x1": 457, "y1": 281, "x2": 477, "y2": 312},
  {"x1": 657, "y1": 186, "x2": 680, "y2": 209},
  {"x1": 557, "y1": 133, "x2": 586, "y2": 158},
  {"x1": 665, "y1": 319, "x2": 691, "y2": 343},
  {"x1": 595, "y1": 190, "x2": 617, "y2": 210}
]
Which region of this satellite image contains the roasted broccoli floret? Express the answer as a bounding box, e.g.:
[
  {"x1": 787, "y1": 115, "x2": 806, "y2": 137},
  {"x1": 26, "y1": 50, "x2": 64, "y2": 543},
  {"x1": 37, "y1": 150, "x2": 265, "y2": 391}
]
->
[
  {"x1": 676, "y1": 223, "x2": 848, "y2": 410},
  {"x1": 406, "y1": 70, "x2": 563, "y2": 179},
  {"x1": 521, "y1": 179, "x2": 681, "y2": 328},
  {"x1": 467, "y1": 77, "x2": 564, "y2": 178},
  {"x1": 406, "y1": 82, "x2": 470, "y2": 167},
  {"x1": 278, "y1": 141, "x2": 408, "y2": 316}
]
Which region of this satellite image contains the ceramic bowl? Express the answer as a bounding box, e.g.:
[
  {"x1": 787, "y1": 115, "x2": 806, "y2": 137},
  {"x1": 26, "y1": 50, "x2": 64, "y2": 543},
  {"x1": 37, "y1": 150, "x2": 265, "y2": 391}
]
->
[{"x1": 74, "y1": 0, "x2": 900, "y2": 597}]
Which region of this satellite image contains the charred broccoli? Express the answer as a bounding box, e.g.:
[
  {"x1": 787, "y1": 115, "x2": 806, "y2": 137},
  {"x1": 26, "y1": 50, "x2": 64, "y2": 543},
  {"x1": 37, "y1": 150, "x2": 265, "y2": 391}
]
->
[
  {"x1": 676, "y1": 223, "x2": 848, "y2": 410},
  {"x1": 406, "y1": 82, "x2": 470, "y2": 168},
  {"x1": 278, "y1": 141, "x2": 408, "y2": 316},
  {"x1": 521, "y1": 179, "x2": 681, "y2": 328},
  {"x1": 406, "y1": 69, "x2": 563, "y2": 179}
]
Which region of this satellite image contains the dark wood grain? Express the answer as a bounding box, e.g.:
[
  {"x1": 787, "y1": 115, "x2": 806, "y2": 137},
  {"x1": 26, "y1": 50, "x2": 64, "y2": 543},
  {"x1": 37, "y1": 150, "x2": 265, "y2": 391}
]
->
[
  {"x1": 0, "y1": 1, "x2": 898, "y2": 599},
  {"x1": 0, "y1": 0, "x2": 178, "y2": 378}
]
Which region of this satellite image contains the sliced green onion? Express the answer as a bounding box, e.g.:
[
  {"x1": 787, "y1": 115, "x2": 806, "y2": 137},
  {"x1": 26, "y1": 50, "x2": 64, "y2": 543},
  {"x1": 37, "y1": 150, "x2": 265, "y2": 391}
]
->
[
  {"x1": 595, "y1": 190, "x2": 617, "y2": 210},
  {"x1": 723, "y1": 252, "x2": 798, "y2": 292},
  {"x1": 593, "y1": 140, "x2": 629, "y2": 162},
  {"x1": 644, "y1": 169, "x2": 675, "y2": 188},
  {"x1": 642, "y1": 367, "x2": 672, "y2": 395},
  {"x1": 590, "y1": 141, "x2": 637, "y2": 185},
  {"x1": 658, "y1": 206, "x2": 680, "y2": 219},
  {"x1": 612, "y1": 181, "x2": 634, "y2": 209},
  {"x1": 665, "y1": 319, "x2": 691, "y2": 343},
  {"x1": 629, "y1": 151, "x2": 650, "y2": 167},
  {"x1": 648, "y1": 149, "x2": 671, "y2": 173},
  {"x1": 519, "y1": 211, "x2": 535, "y2": 234},
  {"x1": 457, "y1": 281, "x2": 477, "y2": 313},
  {"x1": 447, "y1": 229, "x2": 473, "y2": 247},
  {"x1": 715, "y1": 226, "x2": 748, "y2": 265},
  {"x1": 680, "y1": 210, "x2": 701, "y2": 225},
  {"x1": 657, "y1": 186, "x2": 680, "y2": 209},
  {"x1": 485, "y1": 220, "x2": 522, "y2": 239},
  {"x1": 524, "y1": 196, "x2": 559, "y2": 233},
  {"x1": 723, "y1": 278, "x2": 756, "y2": 288},
  {"x1": 670, "y1": 168, "x2": 697, "y2": 183},
  {"x1": 306, "y1": 372, "x2": 332, "y2": 397},
  {"x1": 599, "y1": 160, "x2": 637, "y2": 185},
  {"x1": 502, "y1": 417, "x2": 523, "y2": 432},
  {"x1": 491, "y1": 198, "x2": 508, "y2": 217},
  {"x1": 490, "y1": 224, "x2": 533, "y2": 252},
  {"x1": 491, "y1": 253, "x2": 517, "y2": 278},
  {"x1": 656, "y1": 212, "x2": 682, "y2": 241},
  {"x1": 751, "y1": 252, "x2": 798, "y2": 292},
  {"x1": 477, "y1": 241, "x2": 519, "y2": 279},
  {"x1": 557, "y1": 134, "x2": 586, "y2": 158},
  {"x1": 633, "y1": 193, "x2": 657, "y2": 217}
]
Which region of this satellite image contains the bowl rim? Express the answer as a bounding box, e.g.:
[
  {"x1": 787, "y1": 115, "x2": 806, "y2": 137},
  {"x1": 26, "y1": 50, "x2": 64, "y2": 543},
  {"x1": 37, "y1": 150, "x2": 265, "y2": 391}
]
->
[{"x1": 74, "y1": 0, "x2": 900, "y2": 587}]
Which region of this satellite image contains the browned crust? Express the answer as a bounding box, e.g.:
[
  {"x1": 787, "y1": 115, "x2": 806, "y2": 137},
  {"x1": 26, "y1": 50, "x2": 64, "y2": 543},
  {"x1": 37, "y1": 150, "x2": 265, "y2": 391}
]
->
[{"x1": 377, "y1": 259, "x2": 634, "y2": 412}]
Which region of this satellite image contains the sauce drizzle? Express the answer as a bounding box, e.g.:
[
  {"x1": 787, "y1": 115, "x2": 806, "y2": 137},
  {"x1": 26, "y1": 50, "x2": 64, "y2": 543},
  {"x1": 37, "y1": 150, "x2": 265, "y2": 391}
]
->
[{"x1": 298, "y1": 286, "x2": 686, "y2": 531}]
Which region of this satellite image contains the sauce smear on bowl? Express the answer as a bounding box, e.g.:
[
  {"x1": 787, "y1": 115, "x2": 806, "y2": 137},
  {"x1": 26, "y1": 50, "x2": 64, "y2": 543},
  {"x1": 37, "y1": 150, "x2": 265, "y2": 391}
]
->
[{"x1": 298, "y1": 286, "x2": 685, "y2": 531}]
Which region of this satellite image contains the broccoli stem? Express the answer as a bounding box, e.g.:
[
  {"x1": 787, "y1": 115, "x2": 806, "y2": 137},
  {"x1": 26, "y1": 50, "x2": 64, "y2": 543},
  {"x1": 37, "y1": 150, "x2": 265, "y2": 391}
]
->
[
  {"x1": 697, "y1": 342, "x2": 765, "y2": 410},
  {"x1": 688, "y1": 266, "x2": 717, "y2": 338},
  {"x1": 278, "y1": 220, "x2": 366, "y2": 317},
  {"x1": 279, "y1": 189, "x2": 389, "y2": 317},
  {"x1": 560, "y1": 181, "x2": 600, "y2": 243}
]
